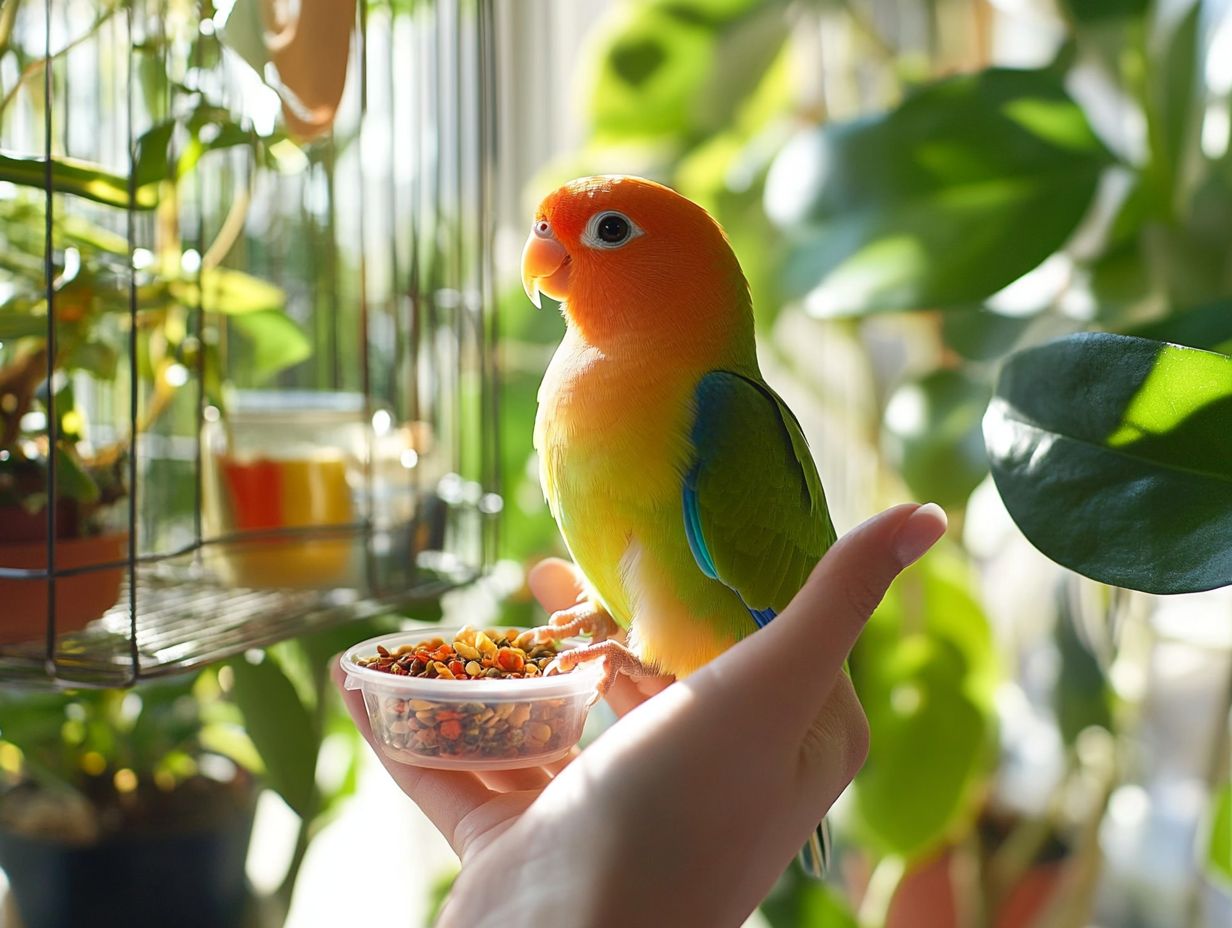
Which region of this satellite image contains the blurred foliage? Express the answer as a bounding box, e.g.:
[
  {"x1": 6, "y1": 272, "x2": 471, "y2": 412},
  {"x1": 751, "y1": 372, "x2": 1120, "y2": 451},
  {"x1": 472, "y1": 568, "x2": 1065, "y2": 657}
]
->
[
  {"x1": 0, "y1": 675, "x2": 249, "y2": 800},
  {"x1": 761, "y1": 866, "x2": 859, "y2": 927},
  {"x1": 766, "y1": 67, "x2": 1113, "y2": 314},
  {"x1": 512, "y1": 0, "x2": 1232, "y2": 923},
  {"x1": 220, "y1": 609, "x2": 431, "y2": 922},
  {"x1": 0, "y1": 16, "x2": 311, "y2": 530},
  {"x1": 1208, "y1": 781, "x2": 1232, "y2": 886},
  {"x1": 881, "y1": 368, "x2": 989, "y2": 510},
  {"x1": 850, "y1": 546, "x2": 998, "y2": 859},
  {"x1": 1052, "y1": 586, "x2": 1116, "y2": 747}
]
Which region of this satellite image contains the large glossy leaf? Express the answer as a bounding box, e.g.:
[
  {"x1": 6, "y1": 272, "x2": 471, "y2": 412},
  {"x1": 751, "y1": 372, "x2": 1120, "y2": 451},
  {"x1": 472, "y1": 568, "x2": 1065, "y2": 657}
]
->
[
  {"x1": 850, "y1": 548, "x2": 998, "y2": 860},
  {"x1": 765, "y1": 68, "x2": 1112, "y2": 315},
  {"x1": 984, "y1": 332, "x2": 1232, "y2": 594},
  {"x1": 882, "y1": 368, "x2": 991, "y2": 510},
  {"x1": 227, "y1": 654, "x2": 318, "y2": 817},
  {"x1": 586, "y1": 0, "x2": 789, "y2": 144},
  {"x1": 0, "y1": 151, "x2": 158, "y2": 210}
]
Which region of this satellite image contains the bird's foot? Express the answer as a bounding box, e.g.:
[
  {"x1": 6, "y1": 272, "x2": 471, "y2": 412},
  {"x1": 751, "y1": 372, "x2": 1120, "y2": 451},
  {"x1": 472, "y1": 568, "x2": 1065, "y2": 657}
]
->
[
  {"x1": 532, "y1": 601, "x2": 621, "y2": 644},
  {"x1": 547, "y1": 640, "x2": 655, "y2": 704}
]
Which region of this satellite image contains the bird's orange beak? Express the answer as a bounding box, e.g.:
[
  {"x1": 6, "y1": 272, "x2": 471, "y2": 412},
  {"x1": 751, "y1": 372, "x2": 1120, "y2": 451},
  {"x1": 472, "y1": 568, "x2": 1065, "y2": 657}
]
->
[{"x1": 521, "y1": 223, "x2": 570, "y2": 309}]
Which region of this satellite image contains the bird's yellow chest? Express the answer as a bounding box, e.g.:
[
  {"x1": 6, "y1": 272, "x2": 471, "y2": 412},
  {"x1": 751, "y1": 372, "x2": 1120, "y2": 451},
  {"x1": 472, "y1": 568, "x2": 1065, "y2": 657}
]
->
[{"x1": 534, "y1": 331, "x2": 695, "y2": 620}]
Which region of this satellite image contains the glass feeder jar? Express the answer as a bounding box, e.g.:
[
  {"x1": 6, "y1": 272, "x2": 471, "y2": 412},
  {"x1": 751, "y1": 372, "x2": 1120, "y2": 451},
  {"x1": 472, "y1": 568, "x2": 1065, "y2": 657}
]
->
[{"x1": 201, "y1": 392, "x2": 369, "y2": 589}]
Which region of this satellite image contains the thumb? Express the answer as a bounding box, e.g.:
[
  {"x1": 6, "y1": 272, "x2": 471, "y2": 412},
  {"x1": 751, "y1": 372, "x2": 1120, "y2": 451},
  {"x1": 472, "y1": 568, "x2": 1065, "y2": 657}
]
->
[{"x1": 706, "y1": 502, "x2": 947, "y2": 729}]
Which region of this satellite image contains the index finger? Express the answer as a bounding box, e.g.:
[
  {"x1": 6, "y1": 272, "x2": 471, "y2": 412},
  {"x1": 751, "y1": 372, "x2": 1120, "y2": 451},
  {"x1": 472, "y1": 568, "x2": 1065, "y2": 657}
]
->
[
  {"x1": 695, "y1": 502, "x2": 946, "y2": 732},
  {"x1": 526, "y1": 557, "x2": 587, "y2": 614}
]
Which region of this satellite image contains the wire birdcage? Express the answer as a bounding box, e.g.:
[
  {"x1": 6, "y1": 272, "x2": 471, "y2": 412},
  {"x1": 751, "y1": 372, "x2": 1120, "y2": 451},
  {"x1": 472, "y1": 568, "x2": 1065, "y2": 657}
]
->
[{"x1": 0, "y1": 0, "x2": 500, "y2": 687}]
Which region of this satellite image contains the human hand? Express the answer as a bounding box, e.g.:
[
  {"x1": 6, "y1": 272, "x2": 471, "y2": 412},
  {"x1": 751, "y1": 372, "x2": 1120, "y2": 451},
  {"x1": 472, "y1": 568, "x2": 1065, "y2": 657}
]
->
[{"x1": 333, "y1": 502, "x2": 946, "y2": 928}]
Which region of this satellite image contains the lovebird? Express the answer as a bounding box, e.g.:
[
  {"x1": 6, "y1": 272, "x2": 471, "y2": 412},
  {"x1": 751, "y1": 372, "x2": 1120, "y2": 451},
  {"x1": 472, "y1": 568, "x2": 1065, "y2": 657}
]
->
[{"x1": 522, "y1": 175, "x2": 838, "y2": 875}]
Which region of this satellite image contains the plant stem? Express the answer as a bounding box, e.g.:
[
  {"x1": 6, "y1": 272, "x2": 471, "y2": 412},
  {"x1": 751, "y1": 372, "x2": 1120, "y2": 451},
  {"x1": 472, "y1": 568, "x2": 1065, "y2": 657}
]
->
[
  {"x1": 838, "y1": 0, "x2": 896, "y2": 66},
  {"x1": 952, "y1": 829, "x2": 988, "y2": 928},
  {"x1": 0, "y1": 0, "x2": 22, "y2": 55},
  {"x1": 858, "y1": 855, "x2": 905, "y2": 928},
  {"x1": 1181, "y1": 652, "x2": 1232, "y2": 928},
  {"x1": 272, "y1": 807, "x2": 317, "y2": 925},
  {"x1": 270, "y1": 644, "x2": 333, "y2": 926},
  {"x1": 0, "y1": 1, "x2": 119, "y2": 118}
]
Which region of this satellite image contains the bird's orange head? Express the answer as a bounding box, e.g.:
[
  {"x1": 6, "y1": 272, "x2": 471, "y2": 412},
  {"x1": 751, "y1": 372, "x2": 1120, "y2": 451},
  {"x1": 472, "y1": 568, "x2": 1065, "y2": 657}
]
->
[{"x1": 521, "y1": 175, "x2": 754, "y2": 355}]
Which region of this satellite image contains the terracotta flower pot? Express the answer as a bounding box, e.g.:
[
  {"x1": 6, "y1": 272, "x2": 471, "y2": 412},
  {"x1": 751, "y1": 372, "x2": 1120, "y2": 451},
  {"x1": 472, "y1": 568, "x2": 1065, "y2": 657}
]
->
[
  {"x1": 0, "y1": 532, "x2": 128, "y2": 646},
  {"x1": 879, "y1": 849, "x2": 1068, "y2": 928},
  {"x1": 262, "y1": 0, "x2": 358, "y2": 140}
]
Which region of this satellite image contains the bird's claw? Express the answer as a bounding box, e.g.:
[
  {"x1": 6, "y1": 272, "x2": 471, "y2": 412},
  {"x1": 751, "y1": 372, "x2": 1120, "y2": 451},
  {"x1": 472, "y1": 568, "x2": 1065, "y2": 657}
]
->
[
  {"x1": 531, "y1": 601, "x2": 621, "y2": 645},
  {"x1": 549, "y1": 639, "x2": 655, "y2": 706}
]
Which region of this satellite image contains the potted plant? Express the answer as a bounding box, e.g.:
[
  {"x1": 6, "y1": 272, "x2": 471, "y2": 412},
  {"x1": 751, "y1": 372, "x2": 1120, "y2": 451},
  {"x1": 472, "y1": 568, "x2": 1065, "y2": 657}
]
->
[
  {"x1": 0, "y1": 0, "x2": 321, "y2": 644},
  {"x1": 0, "y1": 253, "x2": 134, "y2": 643},
  {"x1": 0, "y1": 673, "x2": 259, "y2": 928}
]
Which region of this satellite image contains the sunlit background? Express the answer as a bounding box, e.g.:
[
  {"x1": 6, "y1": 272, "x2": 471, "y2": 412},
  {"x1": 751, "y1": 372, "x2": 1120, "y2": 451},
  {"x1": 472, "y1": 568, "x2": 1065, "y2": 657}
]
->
[{"x1": 2, "y1": 0, "x2": 1231, "y2": 926}]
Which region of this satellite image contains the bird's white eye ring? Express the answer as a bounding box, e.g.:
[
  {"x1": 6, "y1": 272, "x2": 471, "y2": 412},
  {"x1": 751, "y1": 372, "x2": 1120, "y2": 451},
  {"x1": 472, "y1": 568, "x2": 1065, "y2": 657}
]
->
[{"x1": 581, "y1": 211, "x2": 643, "y2": 249}]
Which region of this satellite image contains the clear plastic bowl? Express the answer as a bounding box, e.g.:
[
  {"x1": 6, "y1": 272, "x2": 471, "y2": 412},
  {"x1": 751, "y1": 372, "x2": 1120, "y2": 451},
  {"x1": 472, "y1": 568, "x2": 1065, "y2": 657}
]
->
[{"x1": 341, "y1": 627, "x2": 604, "y2": 770}]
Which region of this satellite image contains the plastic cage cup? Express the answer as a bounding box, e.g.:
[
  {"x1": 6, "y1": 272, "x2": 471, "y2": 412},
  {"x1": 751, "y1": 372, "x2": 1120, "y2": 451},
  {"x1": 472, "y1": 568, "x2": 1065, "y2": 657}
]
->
[{"x1": 341, "y1": 628, "x2": 604, "y2": 770}]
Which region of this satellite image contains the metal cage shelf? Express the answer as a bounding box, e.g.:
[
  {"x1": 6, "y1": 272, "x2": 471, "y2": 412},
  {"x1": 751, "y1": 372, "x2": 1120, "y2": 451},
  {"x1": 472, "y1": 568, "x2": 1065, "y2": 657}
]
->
[{"x1": 0, "y1": 0, "x2": 501, "y2": 686}]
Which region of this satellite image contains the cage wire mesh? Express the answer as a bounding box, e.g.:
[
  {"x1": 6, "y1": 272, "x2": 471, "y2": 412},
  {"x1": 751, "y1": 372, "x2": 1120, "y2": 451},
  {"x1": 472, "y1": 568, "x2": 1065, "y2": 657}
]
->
[{"x1": 0, "y1": 0, "x2": 501, "y2": 686}]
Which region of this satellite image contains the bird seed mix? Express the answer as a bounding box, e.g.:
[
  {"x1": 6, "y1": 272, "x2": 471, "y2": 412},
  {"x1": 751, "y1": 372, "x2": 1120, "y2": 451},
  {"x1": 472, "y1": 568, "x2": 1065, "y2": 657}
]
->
[{"x1": 357, "y1": 627, "x2": 582, "y2": 761}]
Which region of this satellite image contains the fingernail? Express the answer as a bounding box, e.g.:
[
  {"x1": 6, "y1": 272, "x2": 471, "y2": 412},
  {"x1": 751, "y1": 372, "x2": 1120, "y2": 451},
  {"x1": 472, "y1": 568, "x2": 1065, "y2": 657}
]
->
[{"x1": 892, "y1": 502, "x2": 947, "y2": 567}]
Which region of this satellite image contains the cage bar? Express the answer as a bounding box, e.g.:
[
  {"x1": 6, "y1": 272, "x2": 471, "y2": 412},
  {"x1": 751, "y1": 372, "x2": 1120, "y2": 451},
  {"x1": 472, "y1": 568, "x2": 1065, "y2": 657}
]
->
[{"x1": 0, "y1": 0, "x2": 500, "y2": 687}]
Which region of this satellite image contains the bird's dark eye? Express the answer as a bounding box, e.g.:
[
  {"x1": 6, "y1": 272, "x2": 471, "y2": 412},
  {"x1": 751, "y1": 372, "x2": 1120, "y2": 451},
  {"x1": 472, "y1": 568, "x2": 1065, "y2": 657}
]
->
[{"x1": 596, "y1": 213, "x2": 630, "y2": 244}]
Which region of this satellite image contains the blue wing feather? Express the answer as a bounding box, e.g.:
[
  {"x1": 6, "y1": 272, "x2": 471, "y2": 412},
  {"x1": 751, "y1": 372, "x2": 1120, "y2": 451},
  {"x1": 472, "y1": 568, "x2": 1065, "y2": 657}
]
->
[
  {"x1": 683, "y1": 370, "x2": 821, "y2": 630},
  {"x1": 683, "y1": 472, "x2": 778, "y2": 627}
]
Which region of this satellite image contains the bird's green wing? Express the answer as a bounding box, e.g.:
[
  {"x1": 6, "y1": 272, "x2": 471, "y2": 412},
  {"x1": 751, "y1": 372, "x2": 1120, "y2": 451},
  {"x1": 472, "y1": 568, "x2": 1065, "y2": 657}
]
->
[{"x1": 683, "y1": 370, "x2": 837, "y2": 623}]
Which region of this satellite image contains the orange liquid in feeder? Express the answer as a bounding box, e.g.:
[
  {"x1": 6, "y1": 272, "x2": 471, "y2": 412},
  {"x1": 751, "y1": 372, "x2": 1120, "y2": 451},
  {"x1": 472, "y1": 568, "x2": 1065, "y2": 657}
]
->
[{"x1": 213, "y1": 455, "x2": 354, "y2": 588}]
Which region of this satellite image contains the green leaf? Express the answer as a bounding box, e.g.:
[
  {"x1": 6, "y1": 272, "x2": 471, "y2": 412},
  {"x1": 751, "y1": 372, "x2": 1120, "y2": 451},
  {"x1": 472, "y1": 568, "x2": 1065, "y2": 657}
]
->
[
  {"x1": 1052, "y1": 585, "x2": 1113, "y2": 745},
  {"x1": 1151, "y1": 2, "x2": 1201, "y2": 200},
  {"x1": 851, "y1": 548, "x2": 997, "y2": 859},
  {"x1": 882, "y1": 368, "x2": 991, "y2": 510},
  {"x1": 227, "y1": 654, "x2": 318, "y2": 817},
  {"x1": 984, "y1": 332, "x2": 1232, "y2": 594},
  {"x1": 177, "y1": 106, "x2": 259, "y2": 179},
  {"x1": 199, "y1": 722, "x2": 266, "y2": 775},
  {"x1": 219, "y1": 0, "x2": 271, "y2": 85},
  {"x1": 0, "y1": 151, "x2": 158, "y2": 210},
  {"x1": 0, "y1": 312, "x2": 49, "y2": 340},
  {"x1": 1060, "y1": 0, "x2": 1149, "y2": 25},
  {"x1": 64, "y1": 340, "x2": 118, "y2": 379},
  {"x1": 173, "y1": 266, "x2": 287, "y2": 315},
  {"x1": 133, "y1": 120, "x2": 176, "y2": 188},
  {"x1": 127, "y1": 678, "x2": 201, "y2": 774},
  {"x1": 54, "y1": 446, "x2": 101, "y2": 504},
  {"x1": 1207, "y1": 781, "x2": 1232, "y2": 886},
  {"x1": 586, "y1": 0, "x2": 789, "y2": 145},
  {"x1": 760, "y1": 868, "x2": 858, "y2": 928},
  {"x1": 941, "y1": 307, "x2": 1036, "y2": 362},
  {"x1": 765, "y1": 68, "x2": 1113, "y2": 315},
  {"x1": 229, "y1": 309, "x2": 312, "y2": 380},
  {"x1": 1125, "y1": 301, "x2": 1232, "y2": 355}
]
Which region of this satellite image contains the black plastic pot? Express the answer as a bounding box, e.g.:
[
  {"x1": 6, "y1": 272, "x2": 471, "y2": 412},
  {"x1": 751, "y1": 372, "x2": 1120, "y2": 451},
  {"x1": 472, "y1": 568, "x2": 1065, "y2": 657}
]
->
[{"x1": 0, "y1": 787, "x2": 255, "y2": 928}]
